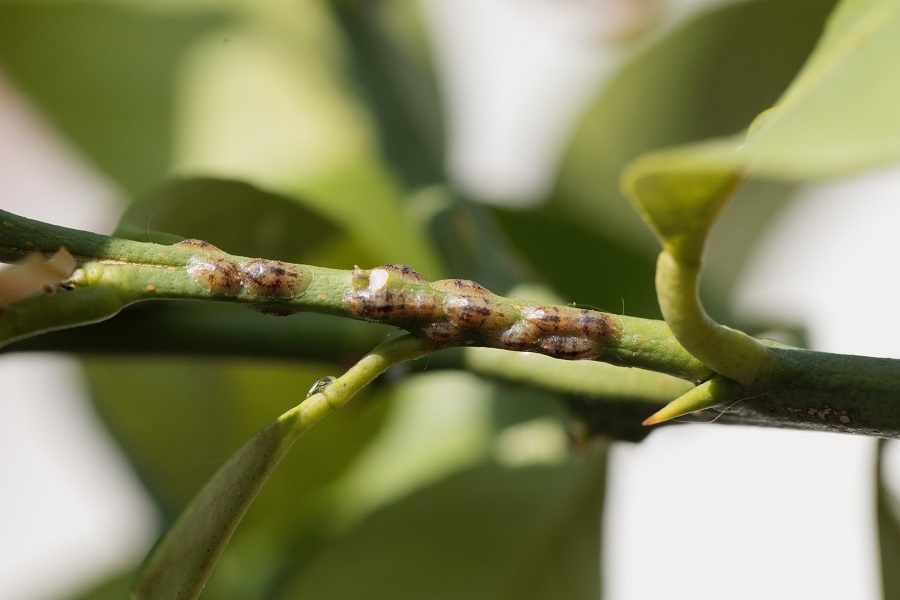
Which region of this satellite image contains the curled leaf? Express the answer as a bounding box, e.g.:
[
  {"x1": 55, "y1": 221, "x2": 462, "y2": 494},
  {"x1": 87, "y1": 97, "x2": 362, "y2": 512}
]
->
[{"x1": 623, "y1": 0, "x2": 900, "y2": 387}]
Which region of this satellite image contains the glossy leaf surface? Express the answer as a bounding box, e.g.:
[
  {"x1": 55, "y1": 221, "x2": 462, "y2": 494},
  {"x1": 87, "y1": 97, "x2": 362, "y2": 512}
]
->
[{"x1": 273, "y1": 458, "x2": 607, "y2": 600}]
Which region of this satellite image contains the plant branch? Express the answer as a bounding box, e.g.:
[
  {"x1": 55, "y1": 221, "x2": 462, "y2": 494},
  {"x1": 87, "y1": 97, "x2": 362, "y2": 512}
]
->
[
  {"x1": 6, "y1": 208, "x2": 900, "y2": 439},
  {"x1": 0, "y1": 208, "x2": 711, "y2": 382}
]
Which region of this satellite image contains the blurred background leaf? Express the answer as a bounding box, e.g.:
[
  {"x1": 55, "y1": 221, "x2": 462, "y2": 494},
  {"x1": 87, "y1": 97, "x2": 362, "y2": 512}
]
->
[
  {"x1": 168, "y1": 2, "x2": 444, "y2": 275},
  {"x1": 329, "y1": 0, "x2": 446, "y2": 189},
  {"x1": 877, "y1": 441, "x2": 900, "y2": 599},
  {"x1": 68, "y1": 570, "x2": 134, "y2": 600},
  {"x1": 621, "y1": 0, "x2": 900, "y2": 334},
  {"x1": 87, "y1": 357, "x2": 391, "y2": 600},
  {"x1": 0, "y1": 1, "x2": 224, "y2": 195},
  {"x1": 272, "y1": 458, "x2": 607, "y2": 600},
  {"x1": 117, "y1": 177, "x2": 350, "y2": 264},
  {"x1": 534, "y1": 0, "x2": 837, "y2": 323}
]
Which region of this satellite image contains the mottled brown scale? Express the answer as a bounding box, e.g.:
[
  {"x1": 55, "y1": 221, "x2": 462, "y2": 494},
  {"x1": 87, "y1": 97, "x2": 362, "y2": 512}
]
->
[
  {"x1": 380, "y1": 263, "x2": 428, "y2": 284},
  {"x1": 431, "y1": 279, "x2": 491, "y2": 296},
  {"x1": 522, "y1": 305, "x2": 565, "y2": 332},
  {"x1": 186, "y1": 255, "x2": 244, "y2": 296},
  {"x1": 173, "y1": 239, "x2": 224, "y2": 253},
  {"x1": 443, "y1": 294, "x2": 518, "y2": 331},
  {"x1": 523, "y1": 305, "x2": 618, "y2": 339},
  {"x1": 343, "y1": 265, "x2": 619, "y2": 361},
  {"x1": 351, "y1": 288, "x2": 439, "y2": 321},
  {"x1": 420, "y1": 321, "x2": 467, "y2": 346},
  {"x1": 344, "y1": 264, "x2": 440, "y2": 322},
  {"x1": 242, "y1": 259, "x2": 310, "y2": 299},
  {"x1": 347, "y1": 288, "x2": 406, "y2": 320},
  {"x1": 574, "y1": 310, "x2": 617, "y2": 338},
  {"x1": 490, "y1": 320, "x2": 540, "y2": 351},
  {"x1": 538, "y1": 335, "x2": 601, "y2": 360}
]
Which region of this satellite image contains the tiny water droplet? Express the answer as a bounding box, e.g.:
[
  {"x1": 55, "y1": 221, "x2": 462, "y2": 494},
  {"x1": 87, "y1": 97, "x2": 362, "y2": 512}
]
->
[{"x1": 306, "y1": 376, "x2": 337, "y2": 398}]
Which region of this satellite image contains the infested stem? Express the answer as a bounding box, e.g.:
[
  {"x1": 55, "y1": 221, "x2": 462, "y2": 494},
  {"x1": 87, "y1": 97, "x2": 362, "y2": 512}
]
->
[
  {"x1": 0, "y1": 209, "x2": 710, "y2": 382},
  {"x1": 7, "y1": 209, "x2": 900, "y2": 438}
]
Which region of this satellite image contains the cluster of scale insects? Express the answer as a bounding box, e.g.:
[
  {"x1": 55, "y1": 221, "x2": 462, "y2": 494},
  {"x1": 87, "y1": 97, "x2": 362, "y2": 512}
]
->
[
  {"x1": 180, "y1": 241, "x2": 621, "y2": 360},
  {"x1": 344, "y1": 264, "x2": 621, "y2": 360},
  {"x1": 178, "y1": 239, "x2": 309, "y2": 300}
]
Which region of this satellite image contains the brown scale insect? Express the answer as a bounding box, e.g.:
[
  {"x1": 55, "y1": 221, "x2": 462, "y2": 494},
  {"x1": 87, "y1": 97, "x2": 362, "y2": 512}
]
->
[
  {"x1": 537, "y1": 335, "x2": 601, "y2": 360},
  {"x1": 379, "y1": 263, "x2": 428, "y2": 285},
  {"x1": 344, "y1": 264, "x2": 619, "y2": 361},
  {"x1": 432, "y1": 278, "x2": 518, "y2": 331},
  {"x1": 345, "y1": 265, "x2": 440, "y2": 322},
  {"x1": 347, "y1": 288, "x2": 418, "y2": 321},
  {"x1": 420, "y1": 321, "x2": 468, "y2": 346},
  {"x1": 521, "y1": 305, "x2": 566, "y2": 332},
  {"x1": 242, "y1": 259, "x2": 310, "y2": 299},
  {"x1": 573, "y1": 309, "x2": 617, "y2": 338},
  {"x1": 431, "y1": 278, "x2": 491, "y2": 295},
  {"x1": 442, "y1": 293, "x2": 519, "y2": 331},
  {"x1": 173, "y1": 239, "x2": 224, "y2": 253},
  {"x1": 490, "y1": 320, "x2": 541, "y2": 352},
  {"x1": 186, "y1": 255, "x2": 244, "y2": 296},
  {"x1": 523, "y1": 305, "x2": 618, "y2": 339}
]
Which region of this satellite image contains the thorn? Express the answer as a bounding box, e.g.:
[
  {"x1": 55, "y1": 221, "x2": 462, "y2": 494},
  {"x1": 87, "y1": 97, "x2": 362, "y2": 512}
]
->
[{"x1": 642, "y1": 377, "x2": 736, "y2": 426}]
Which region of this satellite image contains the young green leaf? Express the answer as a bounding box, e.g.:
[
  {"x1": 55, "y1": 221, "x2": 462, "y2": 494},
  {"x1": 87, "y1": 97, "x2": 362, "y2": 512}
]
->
[{"x1": 622, "y1": 0, "x2": 900, "y2": 386}]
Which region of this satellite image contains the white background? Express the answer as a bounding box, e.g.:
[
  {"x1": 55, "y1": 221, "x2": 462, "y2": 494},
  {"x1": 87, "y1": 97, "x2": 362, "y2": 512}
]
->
[{"x1": 1, "y1": 1, "x2": 897, "y2": 598}]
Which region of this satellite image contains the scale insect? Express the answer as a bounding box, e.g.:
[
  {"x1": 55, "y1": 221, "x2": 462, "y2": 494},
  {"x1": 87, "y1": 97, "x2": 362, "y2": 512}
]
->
[{"x1": 343, "y1": 264, "x2": 621, "y2": 360}]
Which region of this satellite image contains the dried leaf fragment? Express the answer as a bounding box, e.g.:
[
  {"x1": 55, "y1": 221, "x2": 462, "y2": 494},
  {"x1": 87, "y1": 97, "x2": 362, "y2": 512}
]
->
[{"x1": 0, "y1": 248, "x2": 76, "y2": 308}]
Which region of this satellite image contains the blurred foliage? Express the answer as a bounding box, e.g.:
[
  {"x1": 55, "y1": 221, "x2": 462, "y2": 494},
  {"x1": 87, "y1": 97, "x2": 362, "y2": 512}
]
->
[
  {"x1": 2, "y1": 0, "x2": 891, "y2": 598},
  {"x1": 548, "y1": 0, "x2": 837, "y2": 286},
  {"x1": 272, "y1": 459, "x2": 607, "y2": 600},
  {"x1": 0, "y1": 1, "x2": 222, "y2": 195},
  {"x1": 878, "y1": 442, "x2": 900, "y2": 599}
]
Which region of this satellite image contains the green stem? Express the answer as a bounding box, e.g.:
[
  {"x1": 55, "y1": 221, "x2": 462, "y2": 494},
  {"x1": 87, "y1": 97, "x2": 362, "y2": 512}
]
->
[
  {"x1": 655, "y1": 250, "x2": 776, "y2": 385},
  {"x1": 9, "y1": 208, "x2": 900, "y2": 439},
  {"x1": 0, "y1": 208, "x2": 709, "y2": 382}
]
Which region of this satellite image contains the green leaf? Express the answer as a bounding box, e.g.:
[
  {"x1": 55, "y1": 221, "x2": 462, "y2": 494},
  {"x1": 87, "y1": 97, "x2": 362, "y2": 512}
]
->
[
  {"x1": 129, "y1": 335, "x2": 433, "y2": 600},
  {"x1": 330, "y1": 0, "x2": 445, "y2": 188},
  {"x1": 130, "y1": 391, "x2": 312, "y2": 600},
  {"x1": 170, "y1": 22, "x2": 443, "y2": 276},
  {"x1": 272, "y1": 458, "x2": 607, "y2": 600},
  {"x1": 738, "y1": 0, "x2": 900, "y2": 179},
  {"x1": 553, "y1": 0, "x2": 837, "y2": 256},
  {"x1": 621, "y1": 0, "x2": 900, "y2": 386},
  {"x1": 625, "y1": 0, "x2": 900, "y2": 261},
  {"x1": 7, "y1": 300, "x2": 391, "y2": 359},
  {"x1": 877, "y1": 441, "x2": 900, "y2": 599},
  {"x1": 69, "y1": 570, "x2": 135, "y2": 600},
  {"x1": 493, "y1": 206, "x2": 659, "y2": 318},
  {"x1": 87, "y1": 359, "x2": 388, "y2": 526},
  {"x1": 117, "y1": 177, "x2": 347, "y2": 264},
  {"x1": 0, "y1": 1, "x2": 221, "y2": 194},
  {"x1": 417, "y1": 189, "x2": 533, "y2": 293}
]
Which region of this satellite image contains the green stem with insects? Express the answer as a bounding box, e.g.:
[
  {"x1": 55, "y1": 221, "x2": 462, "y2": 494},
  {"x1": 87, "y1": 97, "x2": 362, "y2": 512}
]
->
[
  {"x1": 6, "y1": 207, "x2": 900, "y2": 438},
  {"x1": 0, "y1": 208, "x2": 710, "y2": 381}
]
